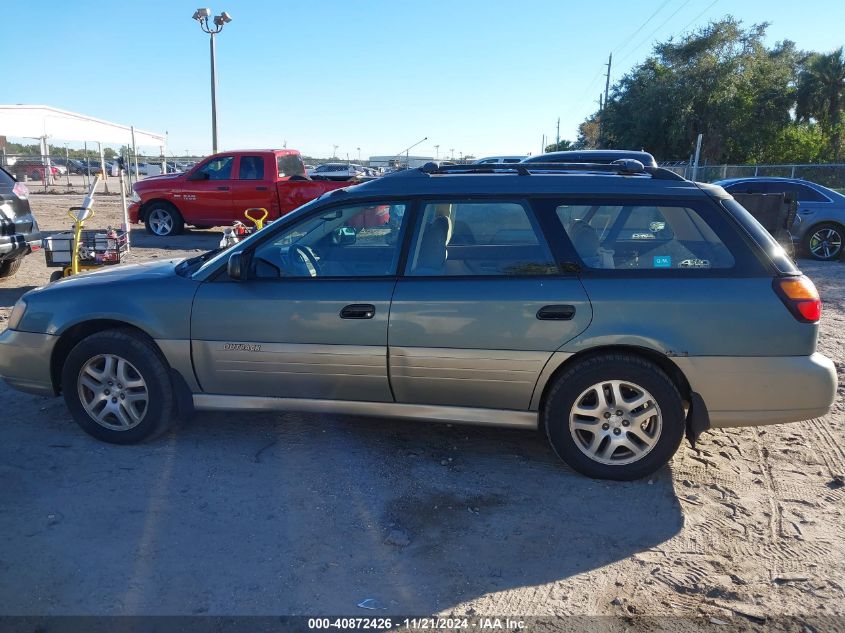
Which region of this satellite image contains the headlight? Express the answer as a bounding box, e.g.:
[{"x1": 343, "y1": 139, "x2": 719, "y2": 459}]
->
[
  {"x1": 130, "y1": 190, "x2": 141, "y2": 203},
  {"x1": 8, "y1": 299, "x2": 27, "y2": 330}
]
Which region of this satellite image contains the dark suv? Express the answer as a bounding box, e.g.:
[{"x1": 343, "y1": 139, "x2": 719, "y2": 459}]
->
[
  {"x1": 0, "y1": 167, "x2": 42, "y2": 278},
  {"x1": 0, "y1": 161, "x2": 836, "y2": 480}
]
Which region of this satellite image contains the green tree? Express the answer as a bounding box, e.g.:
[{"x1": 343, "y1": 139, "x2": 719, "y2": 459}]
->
[
  {"x1": 796, "y1": 47, "x2": 845, "y2": 160},
  {"x1": 545, "y1": 139, "x2": 575, "y2": 152},
  {"x1": 591, "y1": 18, "x2": 808, "y2": 163}
]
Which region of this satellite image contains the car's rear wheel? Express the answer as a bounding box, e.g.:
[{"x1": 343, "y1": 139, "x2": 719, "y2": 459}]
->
[
  {"x1": 803, "y1": 223, "x2": 843, "y2": 261},
  {"x1": 0, "y1": 258, "x2": 22, "y2": 279},
  {"x1": 543, "y1": 353, "x2": 685, "y2": 481},
  {"x1": 144, "y1": 202, "x2": 184, "y2": 236},
  {"x1": 61, "y1": 329, "x2": 175, "y2": 444}
]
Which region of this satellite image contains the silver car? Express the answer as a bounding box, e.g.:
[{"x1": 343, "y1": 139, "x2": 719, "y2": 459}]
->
[{"x1": 715, "y1": 177, "x2": 845, "y2": 261}]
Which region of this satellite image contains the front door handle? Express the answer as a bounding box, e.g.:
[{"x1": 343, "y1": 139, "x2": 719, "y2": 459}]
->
[
  {"x1": 537, "y1": 305, "x2": 576, "y2": 320},
  {"x1": 216, "y1": 186, "x2": 230, "y2": 191},
  {"x1": 340, "y1": 304, "x2": 375, "y2": 319},
  {"x1": 255, "y1": 186, "x2": 268, "y2": 191}
]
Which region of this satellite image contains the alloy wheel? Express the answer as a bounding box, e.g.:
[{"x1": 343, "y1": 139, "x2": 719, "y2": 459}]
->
[
  {"x1": 569, "y1": 380, "x2": 663, "y2": 465},
  {"x1": 148, "y1": 209, "x2": 173, "y2": 235},
  {"x1": 809, "y1": 227, "x2": 843, "y2": 260},
  {"x1": 77, "y1": 354, "x2": 149, "y2": 430}
]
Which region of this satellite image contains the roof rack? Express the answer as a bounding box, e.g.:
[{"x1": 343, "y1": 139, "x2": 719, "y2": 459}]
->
[{"x1": 414, "y1": 160, "x2": 686, "y2": 181}]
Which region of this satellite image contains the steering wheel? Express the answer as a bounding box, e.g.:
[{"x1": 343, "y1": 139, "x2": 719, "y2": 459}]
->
[{"x1": 288, "y1": 244, "x2": 321, "y2": 277}]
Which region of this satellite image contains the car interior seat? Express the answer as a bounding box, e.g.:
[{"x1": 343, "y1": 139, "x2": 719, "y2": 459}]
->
[
  {"x1": 568, "y1": 220, "x2": 615, "y2": 269},
  {"x1": 412, "y1": 215, "x2": 452, "y2": 275}
]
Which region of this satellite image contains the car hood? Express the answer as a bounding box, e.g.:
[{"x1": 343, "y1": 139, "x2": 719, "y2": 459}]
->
[
  {"x1": 43, "y1": 258, "x2": 183, "y2": 289},
  {"x1": 136, "y1": 173, "x2": 185, "y2": 188}
]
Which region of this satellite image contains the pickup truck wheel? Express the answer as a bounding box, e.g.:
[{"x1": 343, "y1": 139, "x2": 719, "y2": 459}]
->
[
  {"x1": 543, "y1": 353, "x2": 685, "y2": 481},
  {"x1": 61, "y1": 329, "x2": 175, "y2": 444},
  {"x1": 0, "y1": 258, "x2": 22, "y2": 278},
  {"x1": 145, "y1": 203, "x2": 184, "y2": 236}
]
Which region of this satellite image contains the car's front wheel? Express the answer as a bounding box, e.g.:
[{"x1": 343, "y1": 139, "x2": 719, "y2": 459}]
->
[
  {"x1": 803, "y1": 223, "x2": 843, "y2": 261},
  {"x1": 61, "y1": 329, "x2": 175, "y2": 444},
  {"x1": 543, "y1": 353, "x2": 685, "y2": 481},
  {"x1": 144, "y1": 202, "x2": 184, "y2": 236}
]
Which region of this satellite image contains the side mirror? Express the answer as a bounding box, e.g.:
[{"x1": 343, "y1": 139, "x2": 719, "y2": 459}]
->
[
  {"x1": 188, "y1": 171, "x2": 209, "y2": 181},
  {"x1": 228, "y1": 252, "x2": 245, "y2": 280}
]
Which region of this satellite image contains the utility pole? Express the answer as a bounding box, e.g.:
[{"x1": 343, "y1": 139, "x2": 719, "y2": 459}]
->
[
  {"x1": 599, "y1": 52, "x2": 612, "y2": 149},
  {"x1": 556, "y1": 118, "x2": 560, "y2": 146},
  {"x1": 603, "y1": 52, "x2": 612, "y2": 114},
  {"x1": 541, "y1": 134, "x2": 545, "y2": 154},
  {"x1": 434, "y1": 145, "x2": 440, "y2": 160},
  {"x1": 449, "y1": 148, "x2": 454, "y2": 160}
]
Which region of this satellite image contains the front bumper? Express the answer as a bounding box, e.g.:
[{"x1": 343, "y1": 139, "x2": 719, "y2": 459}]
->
[
  {"x1": 128, "y1": 201, "x2": 141, "y2": 224},
  {"x1": 674, "y1": 353, "x2": 837, "y2": 427},
  {"x1": 0, "y1": 329, "x2": 58, "y2": 396}
]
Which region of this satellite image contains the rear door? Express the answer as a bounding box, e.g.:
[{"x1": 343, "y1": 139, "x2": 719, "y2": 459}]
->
[
  {"x1": 388, "y1": 199, "x2": 592, "y2": 411},
  {"x1": 179, "y1": 155, "x2": 235, "y2": 225},
  {"x1": 229, "y1": 154, "x2": 271, "y2": 221}
]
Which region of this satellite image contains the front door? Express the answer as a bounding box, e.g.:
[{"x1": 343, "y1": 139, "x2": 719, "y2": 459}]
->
[
  {"x1": 388, "y1": 200, "x2": 592, "y2": 410},
  {"x1": 179, "y1": 155, "x2": 236, "y2": 226},
  {"x1": 191, "y1": 200, "x2": 410, "y2": 401}
]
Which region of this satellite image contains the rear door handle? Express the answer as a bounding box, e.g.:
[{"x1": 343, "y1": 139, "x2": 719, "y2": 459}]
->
[
  {"x1": 537, "y1": 305, "x2": 576, "y2": 320},
  {"x1": 216, "y1": 186, "x2": 230, "y2": 191},
  {"x1": 340, "y1": 304, "x2": 375, "y2": 319}
]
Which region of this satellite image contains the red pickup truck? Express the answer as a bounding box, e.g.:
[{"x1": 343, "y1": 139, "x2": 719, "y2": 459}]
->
[{"x1": 129, "y1": 149, "x2": 353, "y2": 236}]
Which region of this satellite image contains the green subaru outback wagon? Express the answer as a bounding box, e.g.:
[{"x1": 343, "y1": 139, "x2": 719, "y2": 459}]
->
[{"x1": 0, "y1": 161, "x2": 837, "y2": 480}]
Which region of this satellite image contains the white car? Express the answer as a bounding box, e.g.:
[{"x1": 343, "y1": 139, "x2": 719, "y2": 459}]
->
[
  {"x1": 309, "y1": 163, "x2": 366, "y2": 180},
  {"x1": 473, "y1": 155, "x2": 527, "y2": 165}
]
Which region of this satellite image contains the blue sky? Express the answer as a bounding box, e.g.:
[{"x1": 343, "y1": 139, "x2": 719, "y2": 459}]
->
[{"x1": 6, "y1": 0, "x2": 845, "y2": 159}]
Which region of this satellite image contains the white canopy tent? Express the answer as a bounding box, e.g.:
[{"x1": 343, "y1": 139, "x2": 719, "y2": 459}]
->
[{"x1": 0, "y1": 104, "x2": 166, "y2": 182}]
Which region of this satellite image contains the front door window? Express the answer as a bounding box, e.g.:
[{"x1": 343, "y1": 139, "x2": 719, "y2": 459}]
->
[{"x1": 252, "y1": 203, "x2": 408, "y2": 278}]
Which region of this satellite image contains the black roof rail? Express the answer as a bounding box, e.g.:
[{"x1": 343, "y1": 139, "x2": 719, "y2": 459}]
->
[{"x1": 416, "y1": 160, "x2": 686, "y2": 181}]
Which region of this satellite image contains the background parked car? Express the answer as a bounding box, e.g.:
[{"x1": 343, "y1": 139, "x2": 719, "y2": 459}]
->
[
  {"x1": 473, "y1": 155, "x2": 526, "y2": 164},
  {"x1": 523, "y1": 149, "x2": 658, "y2": 167},
  {"x1": 0, "y1": 167, "x2": 42, "y2": 278},
  {"x1": 12, "y1": 160, "x2": 60, "y2": 181},
  {"x1": 309, "y1": 163, "x2": 367, "y2": 180},
  {"x1": 715, "y1": 177, "x2": 845, "y2": 261}
]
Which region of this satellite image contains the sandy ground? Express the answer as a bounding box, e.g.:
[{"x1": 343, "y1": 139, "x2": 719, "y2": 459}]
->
[{"x1": 0, "y1": 194, "x2": 843, "y2": 626}]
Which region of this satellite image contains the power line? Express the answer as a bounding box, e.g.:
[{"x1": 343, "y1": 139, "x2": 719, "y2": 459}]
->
[
  {"x1": 617, "y1": 0, "x2": 694, "y2": 64},
  {"x1": 678, "y1": 0, "x2": 720, "y2": 35},
  {"x1": 612, "y1": 0, "x2": 672, "y2": 57}
]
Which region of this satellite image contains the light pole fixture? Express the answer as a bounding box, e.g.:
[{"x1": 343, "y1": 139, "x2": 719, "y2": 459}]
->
[{"x1": 192, "y1": 8, "x2": 232, "y2": 154}]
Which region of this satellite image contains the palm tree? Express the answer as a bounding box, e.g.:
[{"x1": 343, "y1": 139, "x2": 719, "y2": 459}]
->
[{"x1": 796, "y1": 47, "x2": 845, "y2": 161}]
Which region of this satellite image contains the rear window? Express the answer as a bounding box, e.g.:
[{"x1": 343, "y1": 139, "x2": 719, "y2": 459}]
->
[
  {"x1": 277, "y1": 154, "x2": 306, "y2": 178},
  {"x1": 721, "y1": 199, "x2": 799, "y2": 274}
]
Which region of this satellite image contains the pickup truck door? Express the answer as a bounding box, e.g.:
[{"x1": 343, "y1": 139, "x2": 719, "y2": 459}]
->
[
  {"x1": 229, "y1": 154, "x2": 274, "y2": 222},
  {"x1": 190, "y1": 200, "x2": 410, "y2": 402},
  {"x1": 179, "y1": 155, "x2": 235, "y2": 226}
]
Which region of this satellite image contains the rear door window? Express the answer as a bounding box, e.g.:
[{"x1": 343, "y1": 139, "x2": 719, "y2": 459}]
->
[
  {"x1": 238, "y1": 155, "x2": 265, "y2": 180},
  {"x1": 278, "y1": 154, "x2": 306, "y2": 178},
  {"x1": 554, "y1": 202, "x2": 736, "y2": 270}
]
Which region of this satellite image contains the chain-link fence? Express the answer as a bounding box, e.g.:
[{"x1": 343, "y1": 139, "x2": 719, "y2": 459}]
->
[
  {"x1": 661, "y1": 162, "x2": 845, "y2": 190},
  {"x1": 0, "y1": 153, "x2": 203, "y2": 192}
]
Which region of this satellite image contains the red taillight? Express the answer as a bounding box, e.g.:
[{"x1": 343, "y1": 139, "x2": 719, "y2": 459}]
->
[
  {"x1": 12, "y1": 182, "x2": 29, "y2": 200},
  {"x1": 774, "y1": 276, "x2": 821, "y2": 323}
]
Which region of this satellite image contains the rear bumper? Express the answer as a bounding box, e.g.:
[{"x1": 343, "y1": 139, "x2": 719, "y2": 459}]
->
[
  {"x1": 674, "y1": 353, "x2": 837, "y2": 428},
  {"x1": 0, "y1": 329, "x2": 58, "y2": 396},
  {"x1": 0, "y1": 233, "x2": 42, "y2": 260}
]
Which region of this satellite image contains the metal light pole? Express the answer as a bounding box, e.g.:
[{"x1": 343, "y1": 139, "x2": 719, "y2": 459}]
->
[{"x1": 192, "y1": 8, "x2": 232, "y2": 154}]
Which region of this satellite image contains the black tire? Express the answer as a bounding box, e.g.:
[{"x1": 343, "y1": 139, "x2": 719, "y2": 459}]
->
[
  {"x1": 0, "y1": 258, "x2": 22, "y2": 279},
  {"x1": 49, "y1": 270, "x2": 64, "y2": 283},
  {"x1": 543, "y1": 353, "x2": 685, "y2": 481},
  {"x1": 61, "y1": 328, "x2": 175, "y2": 444},
  {"x1": 802, "y1": 223, "x2": 844, "y2": 261},
  {"x1": 144, "y1": 202, "x2": 184, "y2": 236}
]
